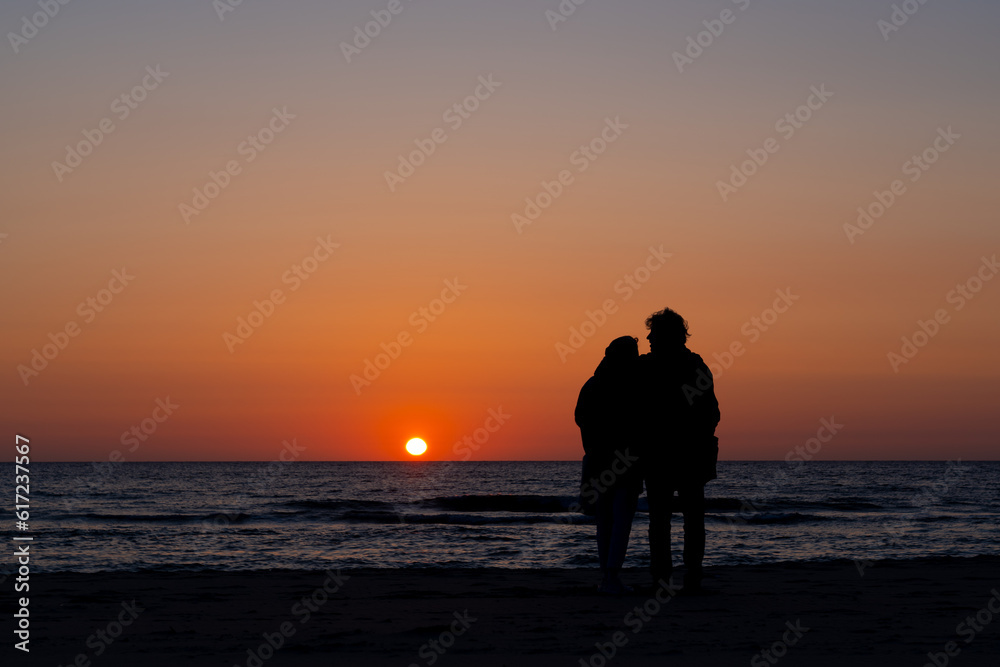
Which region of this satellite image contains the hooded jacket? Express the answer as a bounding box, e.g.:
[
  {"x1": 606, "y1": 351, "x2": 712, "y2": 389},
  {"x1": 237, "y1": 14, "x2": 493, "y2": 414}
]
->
[{"x1": 574, "y1": 354, "x2": 644, "y2": 495}]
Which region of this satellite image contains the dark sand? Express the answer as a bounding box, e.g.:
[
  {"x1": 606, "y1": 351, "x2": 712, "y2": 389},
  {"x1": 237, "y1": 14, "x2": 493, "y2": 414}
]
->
[{"x1": 22, "y1": 556, "x2": 1000, "y2": 666}]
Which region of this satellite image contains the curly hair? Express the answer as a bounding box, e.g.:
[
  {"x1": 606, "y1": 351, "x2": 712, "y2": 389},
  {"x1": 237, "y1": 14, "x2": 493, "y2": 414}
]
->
[{"x1": 645, "y1": 308, "x2": 690, "y2": 345}]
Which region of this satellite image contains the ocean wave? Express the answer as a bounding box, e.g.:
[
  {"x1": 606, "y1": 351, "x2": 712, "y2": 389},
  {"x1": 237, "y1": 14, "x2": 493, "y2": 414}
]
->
[
  {"x1": 284, "y1": 499, "x2": 396, "y2": 511},
  {"x1": 339, "y1": 510, "x2": 596, "y2": 525},
  {"x1": 424, "y1": 495, "x2": 577, "y2": 512},
  {"x1": 714, "y1": 512, "x2": 833, "y2": 525},
  {"x1": 807, "y1": 500, "x2": 883, "y2": 511},
  {"x1": 423, "y1": 495, "x2": 749, "y2": 513},
  {"x1": 736, "y1": 499, "x2": 883, "y2": 512},
  {"x1": 77, "y1": 512, "x2": 252, "y2": 524}
]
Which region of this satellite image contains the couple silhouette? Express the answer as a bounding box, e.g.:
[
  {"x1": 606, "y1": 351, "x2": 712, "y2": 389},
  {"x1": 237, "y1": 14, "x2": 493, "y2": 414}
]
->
[{"x1": 575, "y1": 308, "x2": 721, "y2": 595}]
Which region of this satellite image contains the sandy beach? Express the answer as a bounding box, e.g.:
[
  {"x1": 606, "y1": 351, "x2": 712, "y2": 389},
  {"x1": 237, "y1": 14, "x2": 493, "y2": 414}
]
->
[{"x1": 24, "y1": 556, "x2": 1000, "y2": 666}]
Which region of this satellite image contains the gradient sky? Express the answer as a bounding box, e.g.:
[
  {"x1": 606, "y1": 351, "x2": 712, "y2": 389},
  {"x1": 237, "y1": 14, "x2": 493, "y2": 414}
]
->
[{"x1": 2, "y1": 0, "x2": 998, "y2": 461}]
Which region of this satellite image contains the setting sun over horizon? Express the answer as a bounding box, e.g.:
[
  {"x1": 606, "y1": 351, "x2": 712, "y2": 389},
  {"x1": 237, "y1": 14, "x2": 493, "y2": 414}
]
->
[{"x1": 406, "y1": 438, "x2": 428, "y2": 456}]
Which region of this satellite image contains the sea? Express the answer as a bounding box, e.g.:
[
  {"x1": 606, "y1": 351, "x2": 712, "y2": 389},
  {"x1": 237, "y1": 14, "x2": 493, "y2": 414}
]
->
[{"x1": 12, "y1": 461, "x2": 999, "y2": 573}]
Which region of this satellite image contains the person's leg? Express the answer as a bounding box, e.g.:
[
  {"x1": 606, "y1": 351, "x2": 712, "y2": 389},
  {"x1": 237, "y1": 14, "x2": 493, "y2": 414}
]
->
[
  {"x1": 606, "y1": 486, "x2": 639, "y2": 576},
  {"x1": 645, "y1": 476, "x2": 674, "y2": 583},
  {"x1": 597, "y1": 486, "x2": 639, "y2": 594},
  {"x1": 594, "y1": 490, "x2": 613, "y2": 577},
  {"x1": 678, "y1": 483, "x2": 706, "y2": 588}
]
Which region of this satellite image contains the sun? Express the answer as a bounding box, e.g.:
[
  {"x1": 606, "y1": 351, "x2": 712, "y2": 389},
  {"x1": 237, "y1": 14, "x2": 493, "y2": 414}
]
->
[{"x1": 405, "y1": 438, "x2": 427, "y2": 456}]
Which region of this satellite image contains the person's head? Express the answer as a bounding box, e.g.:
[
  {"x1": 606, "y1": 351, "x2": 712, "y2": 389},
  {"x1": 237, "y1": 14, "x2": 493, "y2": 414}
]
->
[
  {"x1": 595, "y1": 336, "x2": 639, "y2": 376},
  {"x1": 645, "y1": 308, "x2": 689, "y2": 354},
  {"x1": 604, "y1": 335, "x2": 639, "y2": 362}
]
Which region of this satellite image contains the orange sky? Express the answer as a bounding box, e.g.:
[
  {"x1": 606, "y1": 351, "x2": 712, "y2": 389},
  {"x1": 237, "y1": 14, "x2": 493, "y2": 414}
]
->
[{"x1": 2, "y1": 0, "x2": 998, "y2": 461}]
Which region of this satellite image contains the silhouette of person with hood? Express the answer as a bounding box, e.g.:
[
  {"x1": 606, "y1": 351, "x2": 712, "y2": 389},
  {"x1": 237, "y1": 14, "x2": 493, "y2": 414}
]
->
[
  {"x1": 575, "y1": 336, "x2": 644, "y2": 594},
  {"x1": 639, "y1": 308, "x2": 720, "y2": 591}
]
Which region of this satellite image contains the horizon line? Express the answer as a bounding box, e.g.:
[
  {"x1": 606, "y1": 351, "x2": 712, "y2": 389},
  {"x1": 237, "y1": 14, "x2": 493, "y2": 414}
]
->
[{"x1": 33, "y1": 459, "x2": 993, "y2": 464}]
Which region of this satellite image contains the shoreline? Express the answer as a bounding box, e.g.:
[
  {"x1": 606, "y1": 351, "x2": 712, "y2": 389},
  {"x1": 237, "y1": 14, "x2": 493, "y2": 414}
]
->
[
  {"x1": 31, "y1": 552, "x2": 1000, "y2": 579},
  {"x1": 25, "y1": 555, "x2": 1000, "y2": 665},
  {"x1": 29, "y1": 552, "x2": 1000, "y2": 574}
]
